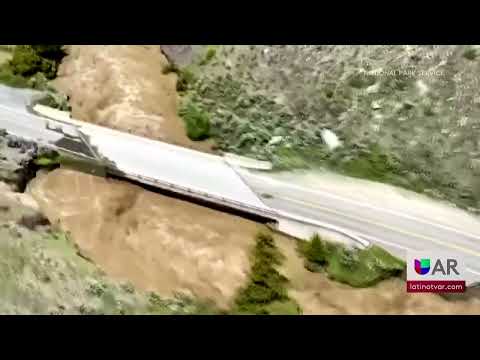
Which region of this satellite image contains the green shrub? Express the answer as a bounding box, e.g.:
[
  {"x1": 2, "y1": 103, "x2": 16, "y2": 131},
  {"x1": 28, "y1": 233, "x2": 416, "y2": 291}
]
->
[
  {"x1": 162, "y1": 62, "x2": 177, "y2": 75},
  {"x1": 330, "y1": 143, "x2": 400, "y2": 182},
  {"x1": 176, "y1": 68, "x2": 196, "y2": 92},
  {"x1": 233, "y1": 232, "x2": 302, "y2": 315},
  {"x1": 200, "y1": 46, "x2": 217, "y2": 65},
  {"x1": 304, "y1": 234, "x2": 329, "y2": 265},
  {"x1": 36, "y1": 91, "x2": 71, "y2": 111},
  {"x1": 347, "y1": 73, "x2": 376, "y2": 89},
  {"x1": 9, "y1": 45, "x2": 65, "y2": 79},
  {"x1": 298, "y1": 235, "x2": 405, "y2": 287},
  {"x1": 179, "y1": 102, "x2": 211, "y2": 140},
  {"x1": 30, "y1": 45, "x2": 66, "y2": 62},
  {"x1": 463, "y1": 48, "x2": 477, "y2": 61},
  {"x1": 10, "y1": 45, "x2": 54, "y2": 78},
  {"x1": 147, "y1": 292, "x2": 220, "y2": 315},
  {"x1": 0, "y1": 65, "x2": 29, "y2": 88},
  {"x1": 33, "y1": 151, "x2": 61, "y2": 167}
]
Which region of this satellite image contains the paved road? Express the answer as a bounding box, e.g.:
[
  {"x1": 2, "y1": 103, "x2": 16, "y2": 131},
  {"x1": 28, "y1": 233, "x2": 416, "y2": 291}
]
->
[
  {"x1": 1, "y1": 85, "x2": 479, "y2": 284},
  {"x1": 237, "y1": 169, "x2": 480, "y2": 284},
  {"x1": 0, "y1": 85, "x2": 82, "y2": 147}
]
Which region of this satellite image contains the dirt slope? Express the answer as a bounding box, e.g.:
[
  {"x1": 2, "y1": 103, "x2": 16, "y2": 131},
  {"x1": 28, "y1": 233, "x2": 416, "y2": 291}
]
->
[
  {"x1": 52, "y1": 45, "x2": 212, "y2": 152},
  {"x1": 29, "y1": 168, "x2": 262, "y2": 309}
]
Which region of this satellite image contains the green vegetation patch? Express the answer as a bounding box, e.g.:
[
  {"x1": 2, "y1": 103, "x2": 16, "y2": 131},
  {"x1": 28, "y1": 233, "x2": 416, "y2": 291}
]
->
[
  {"x1": 0, "y1": 45, "x2": 66, "y2": 90},
  {"x1": 179, "y1": 100, "x2": 211, "y2": 140},
  {"x1": 33, "y1": 151, "x2": 107, "y2": 177},
  {"x1": 298, "y1": 234, "x2": 405, "y2": 287},
  {"x1": 0, "y1": 218, "x2": 221, "y2": 315},
  {"x1": 147, "y1": 292, "x2": 222, "y2": 315},
  {"x1": 347, "y1": 72, "x2": 376, "y2": 89},
  {"x1": 162, "y1": 62, "x2": 197, "y2": 93},
  {"x1": 9, "y1": 45, "x2": 65, "y2": 79},
  {"x1": 34, "y1": 153, "x2": 61, "y2": 167},
  {"x1": 176, "y1": 68, "x2": 196, "y2": 92},
  {"x1": 0, "y1": 64, "x2": 30, "y2": 88},
  {"x1": 232, "y1": 232, "x2": 302, "y2": 315},
  {"x1": 199, "y1": 46, "x2": 218, "y2": 66},
  {"x1": 329, "y1": 143, "x2": 401, "y2": 183},
  {"x1": 463, "y1": 47, "x2": 478, "y2": 61}
]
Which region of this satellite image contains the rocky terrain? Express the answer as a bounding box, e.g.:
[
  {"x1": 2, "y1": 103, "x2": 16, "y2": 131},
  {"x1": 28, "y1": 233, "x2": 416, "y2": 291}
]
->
[{"x1": 0, "y1": 132, "x2": 41, "y2": 191}]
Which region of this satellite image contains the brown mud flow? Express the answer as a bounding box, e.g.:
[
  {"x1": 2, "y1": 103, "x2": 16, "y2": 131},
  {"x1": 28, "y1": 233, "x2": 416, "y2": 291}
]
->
[
  {"x1": 25, "y1": 168, "x2": 480, "y2": 314},
  {"x1": 52, "y1": 45, "x2": 212, "y2": 152},
  {"x1": 29, "y1": 168, "x2": 263, "y2": 309}
]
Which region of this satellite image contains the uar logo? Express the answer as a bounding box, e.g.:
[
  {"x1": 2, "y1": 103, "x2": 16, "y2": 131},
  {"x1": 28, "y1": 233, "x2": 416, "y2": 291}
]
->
[{"x1": 414, "y1": 258, "x2": 430, "y2": 275}]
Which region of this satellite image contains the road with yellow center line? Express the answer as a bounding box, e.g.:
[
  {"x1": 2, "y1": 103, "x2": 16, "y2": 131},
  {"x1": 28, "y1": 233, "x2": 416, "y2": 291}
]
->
[{"x1": 239, "y1": 170, "x2": 480, "y2": 284}]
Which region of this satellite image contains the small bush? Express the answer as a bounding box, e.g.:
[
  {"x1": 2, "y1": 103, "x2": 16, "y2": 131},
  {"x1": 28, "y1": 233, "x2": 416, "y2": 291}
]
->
[
  {"x1": 120, "y1": 282, "x2": 135, "y2": 294},
  {"x1": 463, "y1": 48, "x2": 477, "y2": 61},
  {"x1": 30, "y1": 45, "x2": 66, "y2": 62},
  {"x1": 348, "y1": 73, "x2": 376, "y2": 89},
  {"x1": 179, "y1": 102, "x2": 211, "y2": 140},
  {"x1": 148, "y1": 292, "x2": 220, "y2": 315},
  {"x1": 200, "y1": 46, "x2": 217, "y2": 65},
  {"x1": 87, "y1": 282, "x2": 107, "y2": 297},
  {"x1": 162, "y1": 62, "x2": 178, "y2": 75},
  {"x1": 36, "y1": 91, "x2": 71, "y2": 111},
  {"x1": 17, "y1": 214, "x2": 50, "y2": 230},
  {"x1": 176, "y1": 68, "x2": 196, "y2": 92}
]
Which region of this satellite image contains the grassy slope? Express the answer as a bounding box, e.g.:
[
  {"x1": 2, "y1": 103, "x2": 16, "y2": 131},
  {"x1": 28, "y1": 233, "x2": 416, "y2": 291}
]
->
[
  {"x1": 0, "y1": 226, "x2": 221, "y2": 314},
  {"x1": 178, "y1": 45, "x2": 480, "y2": 212},
  {"x1": 0, "y1": 193, "x2": 219, "y2": 314}
]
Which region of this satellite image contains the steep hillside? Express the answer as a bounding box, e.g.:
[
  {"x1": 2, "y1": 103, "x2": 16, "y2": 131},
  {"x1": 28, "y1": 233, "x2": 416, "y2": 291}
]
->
[{"x1": 181, "y1": 45, "x2": 480, "y2": 212}]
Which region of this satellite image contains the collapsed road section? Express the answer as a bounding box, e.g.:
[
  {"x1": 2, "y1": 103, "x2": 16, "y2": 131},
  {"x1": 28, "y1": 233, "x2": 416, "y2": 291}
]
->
[
  {"x1": 1, "y1": 99, "x2": 278, "y2": 223},
  {"x1": 1, "y1": 91, "x2": 372, "y2": 248}
]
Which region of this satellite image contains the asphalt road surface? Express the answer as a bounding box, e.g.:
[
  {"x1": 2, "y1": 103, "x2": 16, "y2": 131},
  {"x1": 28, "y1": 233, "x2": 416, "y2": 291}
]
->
[{"x1": 237, "y1": 169, "x2": 480, "y2": 284}]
